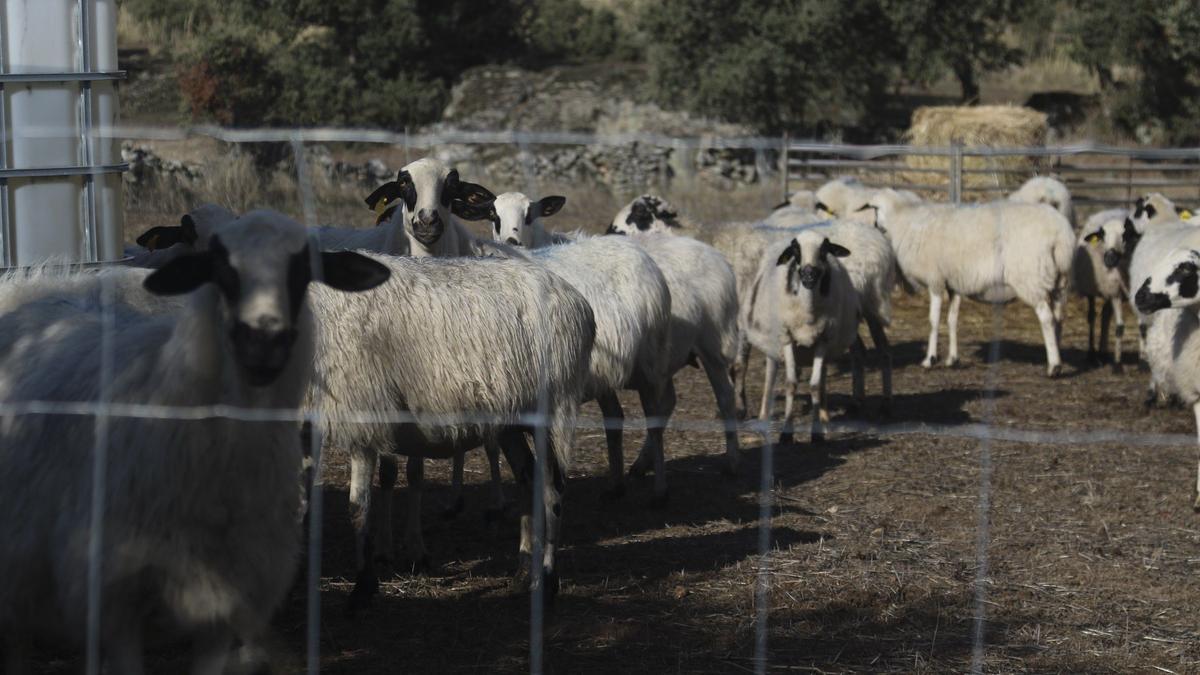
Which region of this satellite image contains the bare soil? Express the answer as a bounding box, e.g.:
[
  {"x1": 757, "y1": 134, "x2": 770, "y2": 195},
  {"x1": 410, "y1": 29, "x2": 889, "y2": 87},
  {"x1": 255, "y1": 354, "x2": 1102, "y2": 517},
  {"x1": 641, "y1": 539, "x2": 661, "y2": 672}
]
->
[{"x1": 32, "y1": 292, "x2": 1200, "y2": 674}]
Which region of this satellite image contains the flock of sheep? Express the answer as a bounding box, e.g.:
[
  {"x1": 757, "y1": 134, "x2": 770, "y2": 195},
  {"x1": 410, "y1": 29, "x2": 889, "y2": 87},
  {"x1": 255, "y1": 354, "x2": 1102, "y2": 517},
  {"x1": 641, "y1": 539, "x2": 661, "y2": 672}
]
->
[{"x1": 1, "y1": 152, "x2": 1199, "y2": 673}]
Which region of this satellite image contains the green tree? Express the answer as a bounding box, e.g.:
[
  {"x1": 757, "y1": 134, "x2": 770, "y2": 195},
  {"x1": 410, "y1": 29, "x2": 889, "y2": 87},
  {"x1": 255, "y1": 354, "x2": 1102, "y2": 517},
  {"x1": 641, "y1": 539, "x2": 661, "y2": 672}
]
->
[
  {"x1": 1068, "y1": 0, "x2": 1200, "y2": 143},
  {"x1": 882, "y1": 0, "x2": 1031, "y2": 104},
  {"x1": 641, "y1": 0, "x2": 899, "y2": 135}
]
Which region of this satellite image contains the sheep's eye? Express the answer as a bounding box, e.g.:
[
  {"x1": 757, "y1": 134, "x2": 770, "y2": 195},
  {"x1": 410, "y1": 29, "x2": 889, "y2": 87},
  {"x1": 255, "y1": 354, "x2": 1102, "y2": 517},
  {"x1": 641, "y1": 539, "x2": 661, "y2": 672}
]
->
[{"x1": 1146, "y1": 204, "x2": 1157, "y2": 219}]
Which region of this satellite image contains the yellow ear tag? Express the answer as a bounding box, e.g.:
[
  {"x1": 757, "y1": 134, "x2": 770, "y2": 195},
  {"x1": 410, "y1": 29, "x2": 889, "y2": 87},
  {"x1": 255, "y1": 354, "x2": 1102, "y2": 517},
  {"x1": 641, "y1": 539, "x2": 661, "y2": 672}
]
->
[
  {"x1": 145, "y1": 234, "x2": 159, "y2": 250},
  {"x1": 1090, "y1": 237, "x2": 1102, "y2": 247},
  {"x1": 1181, "y1": 209, "x2": 1193, "y2": 220},
  {"x1": 373, "y1": 196, "x2": 391, "y2": 217}
]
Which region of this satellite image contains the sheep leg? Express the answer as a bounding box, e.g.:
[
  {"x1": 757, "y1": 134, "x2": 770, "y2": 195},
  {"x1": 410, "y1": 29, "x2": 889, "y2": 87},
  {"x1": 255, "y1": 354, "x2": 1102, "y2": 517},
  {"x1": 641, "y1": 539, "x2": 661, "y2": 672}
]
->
[
  {"x1": 632, "y1": 378, "x2": 676, "y2": 508},
  {"x1": 1099, "y1": 300, "x2": 1114, "y2": 364},
  {"x1": 732, "y1": 339, "x2": 752, "y2": 419},
  {"x1": 850, "y1": 336, "x2": 866, "y2": 413},
  {"x1": 946, "y1": 292, "x2": 962, "y2": 367},
  {"x1": 699, "y1": 350, "x2": 740, "y2": 475},
  {"x1": 376, "y1": 453, "x2": 398, "y2": 567},
  {"x1": 483, "y1": 439, "x2": 507, "y2": 523},
  {"x1": 347, "y1": 450, "x2": 379, "y2": 607},
  {"x1": 1112, "y1": 298, "x2": 1126, "y2": 373},
  {"x1": 810, "y1": 348, "x2": 828, "y2": 443},
  {"x1": 1035, "y1": 299, "x2": 1063, "y2": 377},
  {"x1": 189, "y1": 625, "x2": 233, "y2": 675},
  {"x1": 923, "y1": 290, "x2": 943, "y2": 368},
  {"x1": 865, "y1": 315, "x2": 893, "y2": 417},
  {"x1": 498, "y1": 428, "x2": 535, "y2": 588},
  {"x1": 442, "y1": 452, "x2": 467, "y2": 520},
  {"x1": 403, "y1": 456, "x2": 431, "y2": 572},
  {"x1": 596, "y1": 390, "x2": 627, "y2": 501},
  {"x1": 105, "y1": 623, "x2": 145, "y2": 675},
  {"x1": 1085, "y1": 296, "x2": 1098, "y2": 363},
  {"x1": 759, "y1": 356, "x2": 779, "y2": 424},
  {"x1": 539, "y1": 431, "x2": 569, "y2": 603},
  {"x1": 780, "y1": 343, "x2": 799, "y2": 445},
  {"x1": 1052, "y1": 291, "x2": 1066, "y2": 347},
  {"x1": 1193, "y1": 402, "x2": 1200, "y2": 512}
]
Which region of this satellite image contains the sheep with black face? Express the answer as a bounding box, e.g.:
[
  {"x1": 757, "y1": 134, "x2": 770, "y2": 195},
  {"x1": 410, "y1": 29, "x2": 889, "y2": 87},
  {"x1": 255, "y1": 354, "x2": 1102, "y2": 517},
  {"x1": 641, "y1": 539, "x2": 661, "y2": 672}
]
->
[
  {"x1": 741, "y1": 230, "x2": 864, "y2": 443},
  {"x1": 606, "y1": 194, "x2": 685, "y2": 235},
  {"x1": 367, "y1": 157, "x2": 496, "y2": 257},
  {"x1": 1133, "y1": 248, "x2": 1200, "y2": 509}
]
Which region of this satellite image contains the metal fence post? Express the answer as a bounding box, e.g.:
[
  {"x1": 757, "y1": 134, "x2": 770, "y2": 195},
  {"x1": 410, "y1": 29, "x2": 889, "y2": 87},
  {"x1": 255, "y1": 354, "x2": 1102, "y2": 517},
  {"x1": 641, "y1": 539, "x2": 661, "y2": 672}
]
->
[
  {"x1": 950, "y1": 144, "x2": 963, "y2": 204},
  {"x1": 780, "y1": 132, "x2": 789, "y2": 202}
]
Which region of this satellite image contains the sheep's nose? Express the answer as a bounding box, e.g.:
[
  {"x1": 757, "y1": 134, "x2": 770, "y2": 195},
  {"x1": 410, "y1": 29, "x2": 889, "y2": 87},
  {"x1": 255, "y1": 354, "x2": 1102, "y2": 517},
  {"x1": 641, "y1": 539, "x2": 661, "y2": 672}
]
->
[
  {"x1": 1102, "y1": 250, "x2": 1121, "y2": 269},
  {"x1": 231, "y1": 320, "x2": 297, "y2": 386},
  {"x1": 505, "y1": 237, "x2": 521, "y2": 247},
  {"x1": 1134, "y1": 281, "x2": 1171, "y2": 314},
  {"x1": 799, "y1": 265, "x2": 820, "y2": 290},
  {"x1": 416, "y1": 209, "x2": 441, "y2": 227}
]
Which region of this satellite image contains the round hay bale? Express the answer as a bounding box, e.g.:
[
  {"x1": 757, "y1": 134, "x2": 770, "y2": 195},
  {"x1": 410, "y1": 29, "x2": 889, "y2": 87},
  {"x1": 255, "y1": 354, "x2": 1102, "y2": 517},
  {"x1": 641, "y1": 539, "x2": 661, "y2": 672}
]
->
[{"x1": 902, "y1": 105, "x2": 1049, "y2": 199}]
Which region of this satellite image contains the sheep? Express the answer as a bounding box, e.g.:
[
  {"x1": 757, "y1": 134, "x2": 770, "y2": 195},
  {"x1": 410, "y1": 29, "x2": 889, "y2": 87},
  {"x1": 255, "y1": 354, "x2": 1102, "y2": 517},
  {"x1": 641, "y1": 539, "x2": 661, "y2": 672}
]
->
[
  {"x1": 814, "y1": 176, "x2": 872, "y2": 217},
  {"x1": 714, "y1": 216, "x2": 895, "y2": 419},
  {"x1": 124, "y1": 203, "x2": 238, "y2": 268},
  {"x1": 307, "y1": 250, "x2": 595, "y2": 606},
  {"x1": 458, "y1": 192, "x2": 678, "y2": 503},
  {"x1": 1132, "y1": 247, "x2": 1200, "y2": 509},
  {"x1": 741, "y1": 231, "x2": 864, "y2": 442},
  {"x1": 0, "y1": 211, "x2": 390, "y2": 674},
  {"x1": 866, "y1": 188, "x2": 1074, "y2": 376},
  {"x1": 626, "y1": 232, "x2": 740, "y2": 474},
  {"x1": 1009, "y1": 176, "x2": 1075, "y2": 228},
  {"x1": 606, "y1": 194, "x2": 686, "y2": 235},
  {"x1": 1129, "y1": 193, "x2": 1189, "y2": 233},
  {"x1": 1072, "y1": 209, "x2": 1135, "y2": 370},
  {"x1": 368, "y1": 157, "x2": 496, "y2": 257},
  {"x1": 768, "y1": 189, "x2": 817, "y2": 214}
]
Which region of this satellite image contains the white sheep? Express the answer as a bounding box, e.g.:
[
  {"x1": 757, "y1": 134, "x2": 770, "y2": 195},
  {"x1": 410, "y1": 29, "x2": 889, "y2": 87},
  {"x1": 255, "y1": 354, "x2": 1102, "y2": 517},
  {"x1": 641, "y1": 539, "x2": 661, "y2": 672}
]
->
[
  {"x1": 307, "y1": 250, "x2": 596, "y2": 606},
  {"x1": 606, "y1": 194, "x2": 686, "y2": 235},
  {"x1": 0, "y1": 211, "x2": 389, "y2": 674},
  {"x1": 741, "y1": 231, "x2": 864, "y2": 442},
  {"x1": 367, "y1": 157, "x2": 498, "y2": 257},
  {"x1": 1132, "y1": 248, "x2": 1200, "y2": 508},
  {"x1": 814, "y1": 176, "x2": 872, "y2": 218},
  {"x1": 1009, "y1": 176, "x2": 1075, "y2": 228},
  {"x1": 866, "y1": 188, "x2": 1074, "y2": 376},
  {"x1": 714, "y1": 216, "x2": 895, "y2": 419},
  {"x1": 769, "y1": 189, "x2": 817, "y2": 214},
  {"x1": 1073, "y1": 209, "x2": 1135, "y2": 369},
  {"x1": 459, "y1": 192, "x2": 678, "y2": 503}
]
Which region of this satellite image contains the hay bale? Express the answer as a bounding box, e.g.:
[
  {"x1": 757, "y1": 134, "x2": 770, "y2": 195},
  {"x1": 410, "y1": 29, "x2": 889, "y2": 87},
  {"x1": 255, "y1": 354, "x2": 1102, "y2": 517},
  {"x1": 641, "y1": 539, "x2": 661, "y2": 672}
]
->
[{"x1": 902, "y1": 105, "x2": 1049, "y2": 199}]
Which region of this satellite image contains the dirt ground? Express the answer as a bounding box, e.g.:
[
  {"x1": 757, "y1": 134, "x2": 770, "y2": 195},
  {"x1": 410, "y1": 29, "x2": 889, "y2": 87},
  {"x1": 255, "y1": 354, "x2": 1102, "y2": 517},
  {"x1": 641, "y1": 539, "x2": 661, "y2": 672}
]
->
[{"x1": 31, "y1": 291, "x2": 1200, "y2": 674}]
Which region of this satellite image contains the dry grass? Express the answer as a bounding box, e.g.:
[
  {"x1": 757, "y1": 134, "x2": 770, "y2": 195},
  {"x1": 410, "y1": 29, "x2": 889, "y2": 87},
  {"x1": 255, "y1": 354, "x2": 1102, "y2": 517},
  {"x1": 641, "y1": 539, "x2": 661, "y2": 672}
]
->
[{"x1": 902, "y1": 105, "x2": 1049, "y2": 197}]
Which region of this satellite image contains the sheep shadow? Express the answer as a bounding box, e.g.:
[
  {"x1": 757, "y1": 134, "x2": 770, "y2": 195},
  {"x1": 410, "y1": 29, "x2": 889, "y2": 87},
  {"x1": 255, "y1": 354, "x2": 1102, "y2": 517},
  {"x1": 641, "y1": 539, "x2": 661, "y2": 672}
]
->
[{"x1": 970, "y1": 339, "x2": 1089, "y2": 376}]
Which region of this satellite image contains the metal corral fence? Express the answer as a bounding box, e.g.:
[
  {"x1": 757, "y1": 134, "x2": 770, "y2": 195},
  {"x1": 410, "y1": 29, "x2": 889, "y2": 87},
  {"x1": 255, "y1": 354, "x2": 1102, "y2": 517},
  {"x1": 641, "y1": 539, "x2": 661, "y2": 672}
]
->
[
  {"x1": 9, "y1": 123, "x2": 1200, "y2": 675},
  {"x1": 782, "y1": 139, "x2": 1200, "y2": 215}
]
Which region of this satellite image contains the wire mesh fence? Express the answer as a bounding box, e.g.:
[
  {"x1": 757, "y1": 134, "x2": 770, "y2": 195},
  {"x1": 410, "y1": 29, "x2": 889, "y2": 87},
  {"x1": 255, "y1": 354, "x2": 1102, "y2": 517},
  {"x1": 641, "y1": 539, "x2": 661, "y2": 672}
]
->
[{"x1": 3, "y1": 125, "x2": 1200, "y2": 674}]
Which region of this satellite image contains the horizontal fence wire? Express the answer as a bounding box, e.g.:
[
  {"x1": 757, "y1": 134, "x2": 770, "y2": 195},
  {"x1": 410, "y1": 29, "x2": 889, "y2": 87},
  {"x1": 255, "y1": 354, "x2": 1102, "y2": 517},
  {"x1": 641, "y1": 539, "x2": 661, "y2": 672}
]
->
[{"x1": 9, "y1": 122, "x2": 1200, "y2": 673}]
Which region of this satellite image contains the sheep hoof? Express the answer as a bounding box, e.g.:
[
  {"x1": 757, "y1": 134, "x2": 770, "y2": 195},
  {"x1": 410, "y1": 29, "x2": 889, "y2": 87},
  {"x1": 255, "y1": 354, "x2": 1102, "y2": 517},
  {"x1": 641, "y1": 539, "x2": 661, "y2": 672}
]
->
[
  {"x1": 945, "y1": 356, "x2": 960, "y2": 368},
  {"x1": 648, "y1": 489, "x2": 670, "y2": 510},
  {"x1": 511, "y1": 555, "x2": 533, "y2": 592},
  {"x1": 921, "y1": 356, "x2": 937, "y2": 369},
  {"x1": 346, "y1": 572, "x2": 378, "y2": 614},
  {"x1": 440, "y1": 495, "x2": 465, "y2": 521},
  {"x1": 599, "y1": 484, "x2": 627, "y2": 503},
  {"x1": 878, "y1": 400, "x2": 893, "y2": 419},
  {"x1": 628, "y1": 457, "x2": 649, "y2": 478},
  {"x1": 779, "y1": 431, "x2": 795, "y2": 446},
  {"x1": 1046, "y1": 364, "x2": 1063, "y2": 378},
  {"x1": 720, "y1": 458, "x2": 739, "y2": 478}
]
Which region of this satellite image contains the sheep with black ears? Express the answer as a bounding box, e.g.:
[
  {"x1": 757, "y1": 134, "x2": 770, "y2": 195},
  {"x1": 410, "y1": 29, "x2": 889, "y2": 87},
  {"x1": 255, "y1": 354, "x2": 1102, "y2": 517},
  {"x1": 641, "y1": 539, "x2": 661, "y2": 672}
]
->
[
  {"x1": 124, "y1": 203, "x2": 238, "y2": 268},
  {"x1": 1133, "y1": 248, "x2": 1200, "y2": 509},
  {"x1": 308, "y1": 248, "x2": 596, "y2": 606},
  {"x1": 865, "y1": 188, "x2": 1074, "y2": 376},
  {"x1": 459, "y1": 192, "x2": 679, "y2": 501},
  {"x1": 366, "y1": 157, "x2": 498, "y2": 257},
  {"x1": 1073, "y1": 208, "x2": 1135, "y2": 369},
  {"x1": 1009, "y1": 176, "x2": 1075, "y2": 228},
  {"x1": 0, "y1": 211, "x2": 389, "y2": 674},
  {"x1": 606, "y1": 194, "x2": 687, "y2": 235},
  {"x1": 741, "y1": 231, "x2": 864, "y2": 442}
]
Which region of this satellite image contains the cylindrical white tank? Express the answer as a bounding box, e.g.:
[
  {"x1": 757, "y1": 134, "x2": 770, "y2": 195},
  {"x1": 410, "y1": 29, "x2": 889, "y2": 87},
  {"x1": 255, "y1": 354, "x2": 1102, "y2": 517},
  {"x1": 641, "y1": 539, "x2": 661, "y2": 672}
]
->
[{"x1": 2, "y1": 0, "x2": 124, "y2": 265}]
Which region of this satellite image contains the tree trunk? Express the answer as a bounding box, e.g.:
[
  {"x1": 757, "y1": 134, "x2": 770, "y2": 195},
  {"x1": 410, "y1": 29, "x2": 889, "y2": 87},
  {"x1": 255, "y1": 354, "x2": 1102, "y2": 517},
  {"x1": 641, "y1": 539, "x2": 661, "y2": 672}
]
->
[{"x1": 954, "y1": 60, "x2": 980, "y2": 105}]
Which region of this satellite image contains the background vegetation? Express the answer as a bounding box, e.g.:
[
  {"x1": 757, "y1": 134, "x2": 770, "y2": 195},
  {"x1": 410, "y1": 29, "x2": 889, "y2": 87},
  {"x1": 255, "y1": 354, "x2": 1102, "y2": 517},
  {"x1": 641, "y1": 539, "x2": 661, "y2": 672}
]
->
[{"x1": 119, "y1": 0, "x2": 1200, "y2": 144}]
